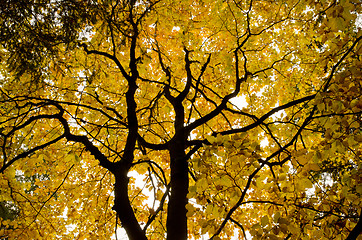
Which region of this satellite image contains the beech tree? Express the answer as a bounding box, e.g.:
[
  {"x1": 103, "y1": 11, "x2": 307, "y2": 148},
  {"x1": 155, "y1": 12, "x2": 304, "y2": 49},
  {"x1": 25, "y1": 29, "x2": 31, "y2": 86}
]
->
[{"x1": 1, "y1": 0, "x2": 361, "y2": 239}]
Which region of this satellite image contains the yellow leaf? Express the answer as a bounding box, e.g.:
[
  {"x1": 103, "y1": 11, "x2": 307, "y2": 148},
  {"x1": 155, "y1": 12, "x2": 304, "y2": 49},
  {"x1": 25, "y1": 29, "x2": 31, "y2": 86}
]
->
[
  {"x1": 356, "y1": 184, "x2": 362, "y2": 195},
  {"x1": 261, "y1": 215, "x2": 270, "y2": 227},
  {"x1": 308, "y1": 163, "x2": 321, "y2": 171},
  {"x1": 273, "y1": 212, "x2": 281, "y2": 223}
]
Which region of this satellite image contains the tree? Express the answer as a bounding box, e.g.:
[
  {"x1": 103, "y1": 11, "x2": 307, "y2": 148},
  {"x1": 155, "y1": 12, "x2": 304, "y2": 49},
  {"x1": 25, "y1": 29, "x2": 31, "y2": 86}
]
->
[{"x1": 0, "y1": 0, "x2": 361, "y2": 239}]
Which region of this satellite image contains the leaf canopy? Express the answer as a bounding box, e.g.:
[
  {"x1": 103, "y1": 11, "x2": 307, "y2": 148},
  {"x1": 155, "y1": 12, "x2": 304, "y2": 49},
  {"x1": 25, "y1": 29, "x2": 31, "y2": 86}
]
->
[{"x1": 0, "y1": 0, "x2": 361, "y2": 239}]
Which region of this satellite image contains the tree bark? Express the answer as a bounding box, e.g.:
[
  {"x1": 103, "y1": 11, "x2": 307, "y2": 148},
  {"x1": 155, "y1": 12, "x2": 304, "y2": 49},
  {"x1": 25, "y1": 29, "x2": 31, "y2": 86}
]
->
[
  {"x1": 113, "y1": 172, "x2": 147, "y2": 240},
  {"x1": 166, "y1": 98, "x2": 188, "y2": 240},
  {"x1": 166, "y1": 135, "x2": 189, "y2": 240},
  {"x1": 346, "y1": 210, "x2": 362, "y2": 240}
]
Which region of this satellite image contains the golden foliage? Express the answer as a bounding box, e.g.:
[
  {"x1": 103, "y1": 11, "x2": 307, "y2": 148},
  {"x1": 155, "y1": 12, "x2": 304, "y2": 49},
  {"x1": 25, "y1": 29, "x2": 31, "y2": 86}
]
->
[{"x1": 0, "y1": 0, "x2": 361, "y2": 239}]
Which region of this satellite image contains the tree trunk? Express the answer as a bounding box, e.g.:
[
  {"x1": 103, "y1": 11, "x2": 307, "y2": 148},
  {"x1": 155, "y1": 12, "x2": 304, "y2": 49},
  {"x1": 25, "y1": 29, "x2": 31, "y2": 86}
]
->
[
  {"x1": 166, "y1": 135, "x2": 189, "y2": 240},
  {"x1": 346, "y1": 209, "x2": 362, "y2": 240},
  {"x1": 113, "y1": 172, "x2": 147, "y2": 240}
]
